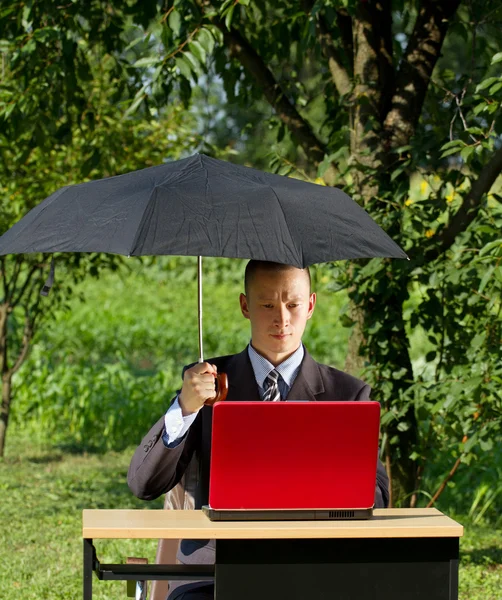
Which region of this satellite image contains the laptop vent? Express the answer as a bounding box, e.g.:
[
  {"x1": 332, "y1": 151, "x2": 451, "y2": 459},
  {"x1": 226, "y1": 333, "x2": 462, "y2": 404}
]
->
[{"x1": 329, "y1": 510, "x2": 355, "y2": 519}]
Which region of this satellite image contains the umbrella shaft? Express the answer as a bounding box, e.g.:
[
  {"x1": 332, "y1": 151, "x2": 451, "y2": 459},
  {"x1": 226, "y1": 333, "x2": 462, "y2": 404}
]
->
[{"x1": 198, "y1": 255, "x2": 203, "y2": 363}]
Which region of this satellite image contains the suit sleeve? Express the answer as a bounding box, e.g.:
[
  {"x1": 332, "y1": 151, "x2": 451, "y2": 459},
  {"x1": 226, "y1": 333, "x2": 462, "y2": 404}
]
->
[
  {"x1": 127, "y1": 409, "x2": 201, "y2": 501},
  {"x1": 374, "y1": 459, "x2": 390, "y2": 508},
  {"x1": 354, "y1": 382, "x2": 390, "y2": 508}
]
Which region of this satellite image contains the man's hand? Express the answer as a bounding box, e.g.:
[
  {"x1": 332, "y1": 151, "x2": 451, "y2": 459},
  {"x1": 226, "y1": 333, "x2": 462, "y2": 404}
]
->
[{"x1": 179, "y1": 362, "x2": 217, "y2": 416}]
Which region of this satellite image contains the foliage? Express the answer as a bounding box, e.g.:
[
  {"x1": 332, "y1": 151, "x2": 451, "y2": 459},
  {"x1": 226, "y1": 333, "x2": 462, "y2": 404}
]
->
[
  {"x1": 109, "y1": 0, "x2": 502, "y2": 505},
  {"x1": 10, "y1": 260, "x2": 350, "y2": 450},
  {"x1": 0, "y1": 2, "x2": 203, "y2": 454},
  {"x1": 2, "y1": 0, "x2": 502, "y2": 502}
]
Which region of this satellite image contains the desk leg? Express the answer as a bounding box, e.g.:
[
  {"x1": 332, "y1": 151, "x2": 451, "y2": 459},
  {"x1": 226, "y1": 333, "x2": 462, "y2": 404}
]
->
[
  {"x1": 83, "y1": 538, "x2": 94, "y2": 600},
  {"x1": 215, "y1": 537, "x2": 460, "y2": 600}
]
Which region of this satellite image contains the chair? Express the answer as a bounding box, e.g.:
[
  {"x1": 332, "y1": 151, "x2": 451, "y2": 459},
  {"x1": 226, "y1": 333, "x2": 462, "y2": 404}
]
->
[{"x1": 128, "y1": 455, "x2": 199, "y2": 600}]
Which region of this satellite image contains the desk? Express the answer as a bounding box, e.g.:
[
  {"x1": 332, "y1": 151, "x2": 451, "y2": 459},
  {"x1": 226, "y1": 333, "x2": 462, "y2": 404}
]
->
[{"x1": 83, "y1": 508, "x2": 463, "y2": 600}]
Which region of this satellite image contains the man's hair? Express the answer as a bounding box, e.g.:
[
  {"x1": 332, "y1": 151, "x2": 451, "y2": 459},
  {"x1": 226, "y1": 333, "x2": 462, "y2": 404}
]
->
[{"x1": 244, "y1": 260, "x2": 311, "y2": 295}]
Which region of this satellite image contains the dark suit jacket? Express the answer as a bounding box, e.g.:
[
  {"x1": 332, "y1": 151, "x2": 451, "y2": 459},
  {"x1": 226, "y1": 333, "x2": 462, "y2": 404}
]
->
[{"x1": 128, "y1": 347, "x2": 390, "y2": 598}]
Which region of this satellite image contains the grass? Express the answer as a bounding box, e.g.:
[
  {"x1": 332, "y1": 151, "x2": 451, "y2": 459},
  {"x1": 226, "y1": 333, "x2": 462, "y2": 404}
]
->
[{"x1": 0, "y1": 436, "x2": 500, "y2": 600}]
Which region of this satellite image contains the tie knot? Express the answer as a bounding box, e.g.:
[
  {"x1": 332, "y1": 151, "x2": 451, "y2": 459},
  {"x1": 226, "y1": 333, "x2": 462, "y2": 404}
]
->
[{"x1": 266, "y1": 370, "x2": 280, "y2": 385}]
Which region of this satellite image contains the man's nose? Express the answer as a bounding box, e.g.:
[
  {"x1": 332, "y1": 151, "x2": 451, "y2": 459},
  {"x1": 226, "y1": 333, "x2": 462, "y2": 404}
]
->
[{"x1": 274, "y1": 305, "x2": 289, "y2": 327}]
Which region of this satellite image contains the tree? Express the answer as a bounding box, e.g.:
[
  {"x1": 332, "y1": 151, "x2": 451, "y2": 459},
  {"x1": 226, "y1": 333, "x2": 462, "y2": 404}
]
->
[
  {"x1": 1, "y1": 1, "x2": 501, "y2": 505},
  {"x1": 0, "y1": 2, "x2": 200, "y2": 455},
  {"x1": 116, "y1": 0, "x2": 502, "y2": 504}
]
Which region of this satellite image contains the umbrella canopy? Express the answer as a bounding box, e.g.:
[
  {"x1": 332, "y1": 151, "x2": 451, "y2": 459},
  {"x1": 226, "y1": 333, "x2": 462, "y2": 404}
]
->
[{"x1": 0, "y1": 153, "x2": 407, "y2": 264}]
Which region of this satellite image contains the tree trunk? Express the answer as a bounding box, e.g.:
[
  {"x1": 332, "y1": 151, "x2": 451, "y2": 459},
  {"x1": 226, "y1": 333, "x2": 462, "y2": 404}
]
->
[
  {"x1": 371, "y1": 277, "x2": 417, "y2": 505},
  {"x1": 344, "y1": 294, "x2": 366, "y2": 376},
  {"x1": 0, "y1": 375, "x2": 12, "y2": 458},
  {"x1": 0, "y1": 304, "x2": 9, "y2": 458}
]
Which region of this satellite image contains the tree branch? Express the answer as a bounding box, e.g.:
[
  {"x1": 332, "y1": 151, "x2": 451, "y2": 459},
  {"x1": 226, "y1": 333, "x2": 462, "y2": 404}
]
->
[
  {"x1": 9, "y1": 255, "x2": 23, "y2": 300},
  {"x1": 10, "y1": 262, "x2": 39, "y2": 308},
  {"x1": 385, "y1": 436, "x2": 394, "y2": 508},
  {"x1": 301, "y1": 0, "x2": 351, "y2": 96},
  {"x1": 7, "y1": 312, "x2": 33, "y2": 377},
  {"x1": 426, "y1": 455, "x2": 462, "y2": 507},
  {"x1": 0, "y1": 257, "x2": 7, "y2": 300},
  {"x1": 383, "y1": 0, "x2": 461, "y2": 150},
  {"x1": 7, "y1": 268, "x2": 45, "y2": 378},
  {"x1": 218, "y1": 25, "x2": 328, "y2": 166},
  {"x1": 422, "y1": 144, "x2": 502, "y2": 263}
]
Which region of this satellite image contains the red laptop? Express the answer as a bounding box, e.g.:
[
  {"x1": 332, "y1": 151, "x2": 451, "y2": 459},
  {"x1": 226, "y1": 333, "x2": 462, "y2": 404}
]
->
[{"x1": 202, "y1": 401, "x2": 381, "y2": 521}]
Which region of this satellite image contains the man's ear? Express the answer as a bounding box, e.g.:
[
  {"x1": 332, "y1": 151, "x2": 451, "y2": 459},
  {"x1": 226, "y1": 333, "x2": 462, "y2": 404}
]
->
[
  {"x1": 240, "y1": 293, "x2": 250, "y2": 319},
  {"x1": 307, "y1": 292, "x2": 316, "y2": 320}
]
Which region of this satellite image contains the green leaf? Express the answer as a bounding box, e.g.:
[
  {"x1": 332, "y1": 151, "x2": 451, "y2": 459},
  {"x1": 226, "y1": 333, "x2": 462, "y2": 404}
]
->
[
  {"x1": 479, "y1": 239, "x2": 502, "y2": 256},
  {"x1": 198, "y1": 28, "x2": 215, "y2": 55},
  {"x1": 133, "y1": 57, "x2": 159, "y2": 68},
  {"x1": 463, "y1": 433, "x2": 478, "y2": 453},
  {"x1": 441, "y1": 139, "x2": 464, "y2": 150},
  {"x1": 465, "y1": 127, "x2": 485, "y2": 136},
  {"x1": 188, "y1": 40, "x2": 206, "y2": 65},
  {"x1": 390, "y1": 166, "x2": 405, "y2": 181},
  {"x1": 225, "y1": 5, "x2": 235, "y2": 29},
  {"x1": 473, "y1": 102, "x2": 487, "y2": 115},
  {"x1": 441, "y1": 146, "x2": 463, "y2": 158},
  {"x1": 489, "y1": 82, "x2": 502, "y2": 95},
  {"x1": 168, "y1": 10, "x2": 182, "y2": 36},
  {"x1": 123, "y1": 86, "x2": 147, "y2": 117},
  {"x1": 183, "y1": 51, "x2": 202, "y2": 75},
  {"x1": 476, "y1": 77, "x2": 500, "y2": 92},
  {"x1": 491, "y1": 52, "x2": 502, "y2": 64},
  {"x1": 460, "y1": 146, "x2": 474, "y2": 162},
  {"x1": 175, "y1": 55, "x2": 192, "y2": 79}
]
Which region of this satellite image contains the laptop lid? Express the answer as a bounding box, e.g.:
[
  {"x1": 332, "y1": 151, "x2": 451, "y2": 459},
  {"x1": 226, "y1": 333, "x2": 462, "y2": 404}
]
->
[{"x1": 208, "y1": 401, "x2": 381, "y2": 511}]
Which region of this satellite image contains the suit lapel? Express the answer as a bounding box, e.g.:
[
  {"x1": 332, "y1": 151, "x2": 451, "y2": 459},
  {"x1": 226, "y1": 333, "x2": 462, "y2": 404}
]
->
[
  {"x1": 226, "y1": 348, "x2": 261, "y2": 401},
  {"x1": 223, "y1": 347, "x2": 325, "y2": 402},
  {"x1": 286, "y1": 349, "x2": 324, "y2": 401}
]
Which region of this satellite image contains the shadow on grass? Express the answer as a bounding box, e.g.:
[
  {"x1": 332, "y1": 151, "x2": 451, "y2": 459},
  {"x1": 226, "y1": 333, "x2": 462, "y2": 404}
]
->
[
  {"x1": 462, "y1": 546, "x2": 502, "y2": 566},
  {"x1": 55, "y1": 441, "x2": 104, "y2": 454},
  {"x1": 26, "y1": 453, "x2": 64, "y2": 464}
]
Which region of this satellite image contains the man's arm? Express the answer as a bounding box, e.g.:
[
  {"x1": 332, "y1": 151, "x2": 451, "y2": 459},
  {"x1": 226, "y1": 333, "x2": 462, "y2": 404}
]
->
[
  {"x1": 374, "y1": 459, "x2": 390, "y2": 508},
  {"x1": 128, "y1": 361, "x2": 218, "y2": 500},
  {"x1": 127, "y1": 410, "x2": 200, "y2": 500}
]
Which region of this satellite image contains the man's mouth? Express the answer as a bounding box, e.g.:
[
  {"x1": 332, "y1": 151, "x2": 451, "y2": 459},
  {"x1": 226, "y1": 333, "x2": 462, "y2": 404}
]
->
[{"x1": 271, "y1": 333, "x2": 290, "y2": 339}]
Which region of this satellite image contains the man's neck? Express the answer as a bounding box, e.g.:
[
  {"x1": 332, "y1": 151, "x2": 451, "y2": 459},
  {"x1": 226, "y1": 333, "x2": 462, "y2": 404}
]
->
[{"x1": 249, "y1": 342, "x2": 302, "y2": 367}]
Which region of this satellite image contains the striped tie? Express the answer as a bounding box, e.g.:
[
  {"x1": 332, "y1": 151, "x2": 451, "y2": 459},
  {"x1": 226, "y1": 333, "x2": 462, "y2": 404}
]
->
[{"x1": 263, "y1": 370, "x2": 281, "y2": 402}]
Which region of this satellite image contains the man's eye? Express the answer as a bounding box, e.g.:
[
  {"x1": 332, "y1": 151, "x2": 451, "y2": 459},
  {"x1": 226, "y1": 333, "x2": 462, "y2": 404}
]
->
[
  {"x1": 263, "y1": 304, "x2": 273, "y2": 308},
  {"x1": 288, "y1": 304, "x2": 299, "y2": 308}
]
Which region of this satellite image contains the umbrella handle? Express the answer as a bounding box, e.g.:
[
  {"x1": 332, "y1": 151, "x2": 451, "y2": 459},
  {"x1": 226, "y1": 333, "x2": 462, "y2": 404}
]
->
[{"x1": 204, "y1": 372, "x2": 229, "y2": 406}]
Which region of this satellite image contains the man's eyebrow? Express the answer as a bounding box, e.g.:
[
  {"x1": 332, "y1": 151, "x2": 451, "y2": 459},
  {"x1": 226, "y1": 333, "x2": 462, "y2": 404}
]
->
[{"x1": 256, "y1": 295, "x2": 304, "y2": 301}]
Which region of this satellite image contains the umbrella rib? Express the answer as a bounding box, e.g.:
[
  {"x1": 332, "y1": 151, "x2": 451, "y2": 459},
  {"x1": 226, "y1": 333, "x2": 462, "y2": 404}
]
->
[
  {"x1": 127, "y1": 184, "x2": 160, "y2": 256},
  {"x1": 267, "y1": 186, "x2": 303, "y2": 267}
]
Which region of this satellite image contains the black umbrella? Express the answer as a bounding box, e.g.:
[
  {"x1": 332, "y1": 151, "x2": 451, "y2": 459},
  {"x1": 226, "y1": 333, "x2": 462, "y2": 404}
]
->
[{"x1": 0, "y1": 153, "x2": 407, "y2": 399}]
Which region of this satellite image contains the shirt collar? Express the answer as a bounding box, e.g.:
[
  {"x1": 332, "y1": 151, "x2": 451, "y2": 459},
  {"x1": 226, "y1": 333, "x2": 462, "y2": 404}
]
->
[{"x1": 247, "y1": 343, "x2": 304, "y2": 389}]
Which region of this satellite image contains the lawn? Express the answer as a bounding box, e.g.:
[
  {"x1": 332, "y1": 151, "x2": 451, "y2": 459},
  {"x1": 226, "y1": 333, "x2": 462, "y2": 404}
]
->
[{"x1": 0, "y1": 436, "x2": 500, "y2": 600}]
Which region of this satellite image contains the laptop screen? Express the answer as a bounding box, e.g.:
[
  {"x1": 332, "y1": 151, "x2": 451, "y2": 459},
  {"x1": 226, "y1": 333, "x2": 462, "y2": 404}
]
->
[{"x1": 208, "y1": 401, "x2": 380, "y2": 510}]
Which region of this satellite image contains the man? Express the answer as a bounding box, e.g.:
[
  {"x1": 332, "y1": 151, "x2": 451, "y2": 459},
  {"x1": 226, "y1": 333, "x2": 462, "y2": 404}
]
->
[{"x1": 128, "y1": 260, "x2": 390, "y2": 600}]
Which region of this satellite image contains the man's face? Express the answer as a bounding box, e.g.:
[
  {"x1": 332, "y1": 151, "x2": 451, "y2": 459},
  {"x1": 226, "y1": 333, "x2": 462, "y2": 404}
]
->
[{"x1": 239, "y1": 267, "x2": 316, "y2": 366}]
